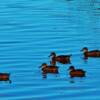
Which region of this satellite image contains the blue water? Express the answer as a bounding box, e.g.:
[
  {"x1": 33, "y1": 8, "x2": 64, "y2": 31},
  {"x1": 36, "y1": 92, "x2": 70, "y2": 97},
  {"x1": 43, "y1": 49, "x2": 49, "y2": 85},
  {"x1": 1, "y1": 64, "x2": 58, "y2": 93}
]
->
[{"x1": 0, "y1": 0, "x2": 100, "y2": 100}]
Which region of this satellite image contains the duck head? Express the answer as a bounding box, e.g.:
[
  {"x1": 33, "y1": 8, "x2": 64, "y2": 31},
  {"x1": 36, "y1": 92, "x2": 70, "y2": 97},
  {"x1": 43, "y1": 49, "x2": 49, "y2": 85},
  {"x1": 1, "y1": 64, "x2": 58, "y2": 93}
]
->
[
  {"x1": 40, "y1": 63, "x2": 47, "y2": 68},
  {"x1": 81, "y1": 47, "x2": 88, "y2": 53},
  {"x1": 68, "y1": 66, "x2": 75, "y2": 71},
  {"x1": 49, "y1": 52, "x2": 56, "y2": 57}
]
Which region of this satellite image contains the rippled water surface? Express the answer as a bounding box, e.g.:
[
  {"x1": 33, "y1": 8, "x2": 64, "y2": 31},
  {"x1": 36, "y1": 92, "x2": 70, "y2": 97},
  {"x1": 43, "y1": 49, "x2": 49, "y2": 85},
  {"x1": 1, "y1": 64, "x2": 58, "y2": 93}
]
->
[{"x1": 0, "y1": 0, "x2": 100, "y2": 100}]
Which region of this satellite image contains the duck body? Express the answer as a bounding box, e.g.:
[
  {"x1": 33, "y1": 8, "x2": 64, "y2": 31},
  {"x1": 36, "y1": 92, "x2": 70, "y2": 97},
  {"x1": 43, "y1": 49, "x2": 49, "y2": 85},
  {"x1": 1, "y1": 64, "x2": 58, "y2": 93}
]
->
[
  {"x1": 84, "y1": 50, "x2": 100, "y2": 57},
  {"x1": 68, "y1": 66, "x2": 86, "y2": 78},
  {"x1": 50, "y1": 52, "x2": 71, "y2": 65},
  {"x1": 41, "y1": 63, "x2": 59, "y2": 74},
  {"x1": 56, "y1": 55, "x2": 71, "y2": 64},
  {"x1": 0, "y1": 73, "x2": 11, "y2": 83},
  {"x1": 43, "y1": 66, "x2": 58, "y2": 73},
  {"x1": 70, "y1": 70, "x2": 85, "y2": 78},
  {"x1": 81, "y1": 47, "x2": 100, "y2": 58}
]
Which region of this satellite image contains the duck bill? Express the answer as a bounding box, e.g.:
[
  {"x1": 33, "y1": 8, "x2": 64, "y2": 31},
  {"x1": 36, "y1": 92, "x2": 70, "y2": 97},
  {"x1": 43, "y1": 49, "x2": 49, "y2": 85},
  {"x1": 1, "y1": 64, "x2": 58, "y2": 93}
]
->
[
  {"x1": 67, "y1": 68, "x2": 70, "y2": 71},
  {"x1": 48, "y1": 54, "x2": 52, "y2": 57},
  {"x1": 39, "y1": 66, "x2": 42, "y2": 68},
  {"x1": 81, "y1": 48, "x2": 84, "y2": 51}
]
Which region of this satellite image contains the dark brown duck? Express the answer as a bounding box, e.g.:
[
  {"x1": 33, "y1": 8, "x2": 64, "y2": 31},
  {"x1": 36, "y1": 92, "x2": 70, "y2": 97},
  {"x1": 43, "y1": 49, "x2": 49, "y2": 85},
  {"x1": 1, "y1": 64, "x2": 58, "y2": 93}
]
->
[
  {"x1": 81, "y1": 47, "x2": 100, "y2": 59},
  {"x1": 68, "y1": 66, "x2": 86, "y2": 78},
  {"x1": 41, "y1": 63, "x2": 59, "y2": 74},
  {"x1": 49, "y1": 52, "x2": 71, "y2": 66},
  {"x1": 0, "y1": 73, "x2": 11, "y2": 83}
]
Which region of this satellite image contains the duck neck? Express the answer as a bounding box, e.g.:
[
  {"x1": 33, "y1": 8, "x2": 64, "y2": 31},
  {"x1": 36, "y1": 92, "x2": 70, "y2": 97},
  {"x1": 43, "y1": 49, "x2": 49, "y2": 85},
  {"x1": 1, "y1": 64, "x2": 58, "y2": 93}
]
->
[
  {"x1": 42, "y1": 65, "x2": 47, "y2": 69},
  {"x1": 83, "y1": 49, "x2": 88, "y2": 53},
  {"x1": 84, "y1": 52, "x2": 88, "y2": 57},
  {"x1": 52, "y1": 54, "x2": 56, "y2": 58},
  {"x1": 70, "y1": 69, "x2": 75, "y2": 72}
]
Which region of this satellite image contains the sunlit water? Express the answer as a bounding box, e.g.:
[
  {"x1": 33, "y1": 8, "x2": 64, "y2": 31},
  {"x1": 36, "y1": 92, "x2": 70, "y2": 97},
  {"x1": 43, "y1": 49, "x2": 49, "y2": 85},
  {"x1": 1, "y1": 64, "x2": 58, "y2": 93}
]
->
[{"x1": 0, "y1": 0, "x2": 100, "y2": 100}]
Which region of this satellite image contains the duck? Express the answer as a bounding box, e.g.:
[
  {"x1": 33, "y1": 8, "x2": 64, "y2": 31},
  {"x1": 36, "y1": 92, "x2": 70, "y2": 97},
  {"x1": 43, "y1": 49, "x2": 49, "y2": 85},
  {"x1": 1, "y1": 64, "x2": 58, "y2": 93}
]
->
[
  {"x1": 68, "y1": 66, "x2": 86, "y2": 78},
  {"x1": 81, "y1": 47, "x2": 100, "y2": 59},
  {"x1": 41, "y1": 63, "x2": 59, "y2": 74},
  {"x1": 0, "y1": 73, "x2": 11, "y2": 83},
  {"x1": 49, "y1": 52, "x2": 71, "y2": 66}
]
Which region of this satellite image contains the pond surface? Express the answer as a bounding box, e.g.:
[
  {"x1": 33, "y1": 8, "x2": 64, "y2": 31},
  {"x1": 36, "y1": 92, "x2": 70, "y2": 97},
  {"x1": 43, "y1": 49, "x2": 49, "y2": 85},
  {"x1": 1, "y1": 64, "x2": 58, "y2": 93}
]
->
[{"x1": 0, "y1": 0, "x2": 100, "y2": 100}]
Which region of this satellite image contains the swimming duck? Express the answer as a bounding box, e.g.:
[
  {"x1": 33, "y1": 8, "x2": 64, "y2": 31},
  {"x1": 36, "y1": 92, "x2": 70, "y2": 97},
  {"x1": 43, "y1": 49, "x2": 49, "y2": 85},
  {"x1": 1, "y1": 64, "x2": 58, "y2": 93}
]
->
[
  {"x1": 41, "y1": 63, "x2": 59, "y2": 74},
  {"x1": 68, "y1": 66, "x2": 86, "y2": 78},
  {"x1": 81, "y1": 47, "x2": 100, "y2": 58},
  {"x1": 0, "y1": 73, "x2": 11, "y2": 83},
  {"x1": 49, "y1": 52, "x2": 71, "y2": 66}
]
